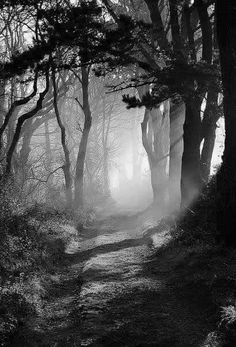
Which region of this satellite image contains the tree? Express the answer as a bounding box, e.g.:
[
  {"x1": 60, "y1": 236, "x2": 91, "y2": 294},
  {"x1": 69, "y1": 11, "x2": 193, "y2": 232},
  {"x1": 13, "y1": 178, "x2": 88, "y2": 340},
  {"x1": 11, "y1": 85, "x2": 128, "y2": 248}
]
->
[
  {"x1": 52, "y1": 64, "x2": 73, "y2": 207},
  {"x1": 0, "y1": 0, "x2": 221, "y2": 213},
  {"x1": 0, "y1": 0, "x2": 135, "y2": 207},
  {"x1": 103, "y1": 0, "x2": 219, "y2": 209},
  {"x1": 216, "y1": 0, "x2": 236, "y2": 245},
  {"x1": 5, "y1": 68, "x2": 50, "y2": 175},
  {"x1": 74, "y1": 66, "x2": 92, "y2": 208}
]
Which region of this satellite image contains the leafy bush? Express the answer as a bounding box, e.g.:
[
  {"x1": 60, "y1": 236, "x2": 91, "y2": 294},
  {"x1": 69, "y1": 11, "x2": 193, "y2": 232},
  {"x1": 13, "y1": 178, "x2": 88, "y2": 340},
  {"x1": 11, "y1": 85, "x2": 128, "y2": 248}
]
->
[{"x1": 221, "y1": 305, "x2": 236, "y2": 327}]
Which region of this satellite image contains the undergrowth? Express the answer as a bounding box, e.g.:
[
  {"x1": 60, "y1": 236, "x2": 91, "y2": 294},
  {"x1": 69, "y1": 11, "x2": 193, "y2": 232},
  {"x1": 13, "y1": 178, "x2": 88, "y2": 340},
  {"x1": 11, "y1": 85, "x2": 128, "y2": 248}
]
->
[
  {"x1": 0, "y1": 180, "x2": 93, "y2": 346},
  {"x1": 155, "y1": 176, "x2": 236, "y2": 347},
  {"x1": 172, "y1": 176, "x2": 217, "y2": 247}
]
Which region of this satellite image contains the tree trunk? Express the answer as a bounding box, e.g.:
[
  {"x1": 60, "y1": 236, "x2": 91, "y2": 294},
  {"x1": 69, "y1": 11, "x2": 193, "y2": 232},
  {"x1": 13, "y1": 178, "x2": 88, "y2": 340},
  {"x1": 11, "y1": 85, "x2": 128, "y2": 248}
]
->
[
  {"x1": 0, "y1": 71, "x2": 38, "y2": 151},
  {"x1": 170, "y1": 0, "x2": 202, "y2": 209},
  {"x1": 103, "y1": 149, "x2": 110, "y2": 197},
  {"x1": 44, "y1": 118, "x2": 54, "y2": 201},
  {"x1": 141, "y1": 109, "x2": 157, "y2": 200},
  {"x1": 179, "y1": 0, "x2": 213, "y2": 209},
  {"x1": 216, "y1": 0, "x2": 236, "y2": 245},
  {"x1": 200, "y1": 122, "x2": 217, "y2": 181},
  {"x1": 5, "y1": 71, "x2": 49, "y2": 176},
  {"x1": 181, "y1": 98, "x2": 202, "y2": 208},
  {"x1": 151, "y1": 100, "x2": 170, "y2": 207},
  {"x1": 44, "y1": 119, "x2": 52, "y2": 170},
  {"x1": 74, "y1": 122, "x2": 91, "y2": 207},
  {"x1": 19, "y1": 118, "x2": 34, "y2": 165},
  {"x1": 149, "y1": 161, "x2": 160, "y2": 203},
  {"x1": 74, "y1": 67, "x2": 92, "y2": 208},
  {"x1": 195, "y1": 0, "x2": 212, "y2": 64},
  {"x1": 101, "y1": 96, "x2": 111, "y2": 197},
  {"x1": 11, "y1": 118, "x2": 34, "y2": 185},
  {"x1": 52, "y1": 67, "x2": 73, "y2": 208},
  {"x1": 200, "y1": 90, "x2": 219, "y2": 182},
  {"x1": 169, "y1": 101, "x2": 185, "y2": 211},
  {"x1": 131, "y1": 115, "x2": 141, "y2": 184},
  {"x1": 0, "y1": 80, "x2": 6, "y2": 127},
  {"x1": 144, "y1": 0, "x2": 169, "y2": 49},
  {"x1": 141, "y1": 101, "x2": 170, "y2": 208},
  {"x1": 169, "y1": 0, "x2": 183, "y2": 58}
]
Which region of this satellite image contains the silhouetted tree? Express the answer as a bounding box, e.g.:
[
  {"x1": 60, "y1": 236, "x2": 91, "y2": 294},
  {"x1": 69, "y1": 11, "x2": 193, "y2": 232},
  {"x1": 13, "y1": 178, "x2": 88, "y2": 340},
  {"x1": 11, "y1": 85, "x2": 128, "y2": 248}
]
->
[{"x1": 216, "y1": 0, "x2": 236, "y2": 245}]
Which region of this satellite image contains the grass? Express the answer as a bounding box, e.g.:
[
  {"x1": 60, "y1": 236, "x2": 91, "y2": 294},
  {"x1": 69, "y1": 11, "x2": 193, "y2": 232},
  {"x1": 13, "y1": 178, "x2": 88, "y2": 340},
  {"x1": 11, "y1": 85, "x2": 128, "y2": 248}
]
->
[
  {"x1": 0, "y1": 181, "x2": 92, "y2": 346},
  {"x1": 146, "y1": 176, "x2": 236, "y2": 346}
]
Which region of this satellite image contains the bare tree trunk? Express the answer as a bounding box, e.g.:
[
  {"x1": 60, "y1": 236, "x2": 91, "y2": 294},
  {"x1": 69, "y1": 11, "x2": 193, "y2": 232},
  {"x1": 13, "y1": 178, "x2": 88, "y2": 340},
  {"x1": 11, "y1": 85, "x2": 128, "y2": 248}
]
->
[
  {"x1": 131, "y1": 114, "x2": 141, "y2": 184},
  {"x1": 103, "y1": 149, "x2": 110, "y2": 197},
  {"x1": 144, "y1": 0, "x2": 169, "y2": 49},
  {"x1": 5, "y1": 70, "x2": 49, "y2": 176},
  {"x1": 141, "y1": 110, "x2": 160, "y2": 205},
  {"x1": 181, "y1": 98, "x2": 202, "y2": 208},
  {"x1": 19, "y1": 118, "x2": 34, "y2": 165},
  {"x1": 169, "y1": 101, "x2": 185, "y2": 211},
  {"x1": 0, "y1": 81, "x2": 6, "y2": 127},
  {"x1": 12, "y1": 118, "x2": 34, "y2": 185},
  {"x1": 201, "y1": 123, "x2": 217, "y2": 181},
  {"x1": 173, "y1": 0, "x2": 212, "y2": 208},
  {"x1": 200, "y1": 14, "x2": 219, "y2": 183},
  {"x1": 141, "y1": 101, "x2": 170, "y2": 208},
  {"x1": 74, "y1": 67, "x2": 92, "y2": 208},
  {"x1": 52, "y1": 67, "x2": 73, "y2": 208},
  {"x1": 195, "y1": 0, "x2": 212, "y2": 64},
  {"x1": 151, "y1": 100, "x2": 170, "y2": 207},
  {"x1": 102, "y1": 102, "x2": 111, "y2": 197},
  {"x1": 74, "y1": 124, "x2": 91, "y2": 208},
  {"x1": 200, "y1": 90, "x2": 219, "y2": 182},
  {"x1": 0, "y1": 71, "x2": 38, "y2": 151},
  {"x1": 44, "y1": 118, "x2": 52, "y2": 168},
  {"x1": 44, "y1": 118, "x2": 53, "y2": 201}
]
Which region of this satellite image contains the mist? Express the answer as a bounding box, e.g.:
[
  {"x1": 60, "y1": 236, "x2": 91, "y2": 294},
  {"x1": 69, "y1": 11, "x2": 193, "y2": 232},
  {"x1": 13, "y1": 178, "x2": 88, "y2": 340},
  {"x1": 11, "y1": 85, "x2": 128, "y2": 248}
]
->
[{"x1": 16, "y1": 82, "x2": 225, "y2": 216}]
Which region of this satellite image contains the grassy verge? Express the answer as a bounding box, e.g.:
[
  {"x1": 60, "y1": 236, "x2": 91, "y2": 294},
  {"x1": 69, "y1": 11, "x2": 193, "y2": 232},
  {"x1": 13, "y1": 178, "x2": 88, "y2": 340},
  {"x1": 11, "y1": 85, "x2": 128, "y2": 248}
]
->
[{"x1": 0, "y1": 182, "x2": 94, "y2": 346}]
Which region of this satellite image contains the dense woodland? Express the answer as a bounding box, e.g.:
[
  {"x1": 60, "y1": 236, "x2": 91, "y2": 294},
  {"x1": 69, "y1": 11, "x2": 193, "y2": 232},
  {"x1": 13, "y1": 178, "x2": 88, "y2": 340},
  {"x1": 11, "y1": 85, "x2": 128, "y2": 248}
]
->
[{"x1": 0, "y1": 0, "x2": 236, "y2": 346}]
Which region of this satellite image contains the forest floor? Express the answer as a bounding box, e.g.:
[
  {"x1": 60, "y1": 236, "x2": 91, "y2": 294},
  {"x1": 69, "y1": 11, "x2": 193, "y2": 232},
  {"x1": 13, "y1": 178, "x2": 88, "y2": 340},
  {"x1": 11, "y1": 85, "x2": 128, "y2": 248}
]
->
[{"x1": 11, "y1": 205, "x2": 236, "y2": 347}]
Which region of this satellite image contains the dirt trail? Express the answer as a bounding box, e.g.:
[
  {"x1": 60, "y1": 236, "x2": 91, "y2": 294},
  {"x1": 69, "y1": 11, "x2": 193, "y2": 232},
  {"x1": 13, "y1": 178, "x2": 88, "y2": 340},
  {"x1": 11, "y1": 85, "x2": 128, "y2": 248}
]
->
[{"x1": 18, "y1": 211, "x2": 217, "y2": 347}]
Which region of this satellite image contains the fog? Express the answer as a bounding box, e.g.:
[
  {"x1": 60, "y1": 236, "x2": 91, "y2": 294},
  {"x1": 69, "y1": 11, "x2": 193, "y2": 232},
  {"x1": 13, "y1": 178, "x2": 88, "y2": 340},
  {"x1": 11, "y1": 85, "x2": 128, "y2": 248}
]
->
[
  {"x1": 6, "y1": 74, "x2": 224, "y2": 216},
  {"x1": 109, "y1": 132, "x2": 153, "y2": 211}
]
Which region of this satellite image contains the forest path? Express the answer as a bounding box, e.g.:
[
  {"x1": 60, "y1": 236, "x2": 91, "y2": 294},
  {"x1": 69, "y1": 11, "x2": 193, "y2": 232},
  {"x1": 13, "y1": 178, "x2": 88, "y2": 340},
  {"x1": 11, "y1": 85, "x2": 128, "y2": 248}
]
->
[{"x1": 22, "y1": 209, "x2": 216, "y2": 347}]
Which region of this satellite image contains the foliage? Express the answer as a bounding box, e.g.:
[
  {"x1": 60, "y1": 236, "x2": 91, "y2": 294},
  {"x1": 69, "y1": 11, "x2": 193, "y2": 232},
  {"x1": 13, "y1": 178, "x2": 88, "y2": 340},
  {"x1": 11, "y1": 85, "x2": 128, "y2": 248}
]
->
[
  {"x1": 0, "y1": 0, "x2": 137, "y2": 79},
  {"x1": 220, "y1": 305, "x2": 236, "y2": 327},
  {"x1": 123, "y1": 60, "x2": 221, "y2": 109}
]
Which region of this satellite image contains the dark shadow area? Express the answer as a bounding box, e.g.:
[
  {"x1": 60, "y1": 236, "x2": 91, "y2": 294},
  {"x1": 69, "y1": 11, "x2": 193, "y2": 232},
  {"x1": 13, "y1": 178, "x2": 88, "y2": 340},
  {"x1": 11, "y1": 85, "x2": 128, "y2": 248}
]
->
[{"x1": 66, "y1": 236, "x2": 151, "y2": 264}]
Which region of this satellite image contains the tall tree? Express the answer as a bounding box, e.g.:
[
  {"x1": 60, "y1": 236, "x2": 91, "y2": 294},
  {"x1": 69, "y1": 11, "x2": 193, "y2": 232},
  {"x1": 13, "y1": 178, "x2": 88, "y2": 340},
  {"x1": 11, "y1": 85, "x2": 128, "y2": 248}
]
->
[
  {"x1": 74, "y1": 67, "x2": 92, "y2": 208},
  {"x1": 216, "y1": 0, "x2": 236, "y2": 245},
  {"x1": 107, "y1": 0, "x2": 217, "y2": 209},
  {"x1": 52, "y1": 65, "x2": 73, "y2": 207}
]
